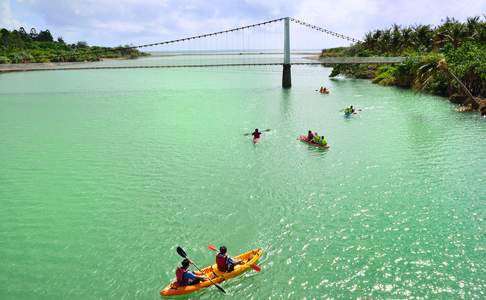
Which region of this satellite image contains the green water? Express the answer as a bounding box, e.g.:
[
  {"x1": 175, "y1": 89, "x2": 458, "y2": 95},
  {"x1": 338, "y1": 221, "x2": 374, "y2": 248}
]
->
[{"x1": 0, "y1": 60, "x2": 485, "y2": 299}]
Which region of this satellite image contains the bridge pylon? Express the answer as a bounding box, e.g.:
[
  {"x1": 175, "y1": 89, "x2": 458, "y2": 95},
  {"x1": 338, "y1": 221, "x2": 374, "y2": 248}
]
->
[{"x1": 282, "y1": 17, "x2": 291, "y2": 88}]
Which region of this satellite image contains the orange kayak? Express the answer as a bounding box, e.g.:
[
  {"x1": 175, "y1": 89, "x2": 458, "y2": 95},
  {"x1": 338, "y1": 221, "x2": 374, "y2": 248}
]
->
[{"x1": 160, "y1": 248, "x2": 263, "y2": 297}]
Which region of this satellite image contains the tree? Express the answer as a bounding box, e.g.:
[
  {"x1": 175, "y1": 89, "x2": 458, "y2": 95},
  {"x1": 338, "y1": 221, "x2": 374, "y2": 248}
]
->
[
  {"x1": 36, "y1": 30, "x2": 53, "y2": 42},
  {"x1": 76, "y1": 41, "x2": 88, "y2": 48},
  {"x1": 416, "y1": 55, "x2": 478, "y2": 107},
  {"x1": 435, "y1": 18, "x2": 466, "y2": 48},
  {"x1": 412, "y1": 25, "x2": 433, "y2": 51},
  {"x1": 390, "y1": 24, "x2": 402, "y2": 54},
  {"x1": 29, "y1": 28, "x2": 37, "y2": 39}
]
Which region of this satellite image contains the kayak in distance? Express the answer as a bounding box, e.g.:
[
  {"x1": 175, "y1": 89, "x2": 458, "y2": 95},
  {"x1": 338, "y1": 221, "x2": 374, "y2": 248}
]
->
[
  {"x1": 298, "y1": 135, "x2": 330, "y2": 149},
  {"x1": 343, "y1": 105, "x2": 360, "y2": 117},
  {"x1": 244, "y1": 129, "x2": 270, "y2": 144},
  {"x1": 160, "y1": 248, "x2": 263, "y2": 297}
]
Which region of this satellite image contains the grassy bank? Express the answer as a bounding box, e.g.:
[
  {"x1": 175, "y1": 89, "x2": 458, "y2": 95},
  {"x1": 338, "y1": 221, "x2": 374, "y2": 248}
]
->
[{"x1": 0, "y1": 27, "x2": 148, "y2": 64}]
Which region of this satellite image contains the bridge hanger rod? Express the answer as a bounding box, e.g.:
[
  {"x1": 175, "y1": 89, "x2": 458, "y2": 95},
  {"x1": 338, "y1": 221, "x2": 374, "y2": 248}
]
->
[{"x1": 290, "y1": 18, "x2": 362, "y2": 43}]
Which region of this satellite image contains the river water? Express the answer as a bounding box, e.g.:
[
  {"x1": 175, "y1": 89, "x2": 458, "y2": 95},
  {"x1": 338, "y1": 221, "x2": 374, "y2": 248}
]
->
[{"x1": 0, "y1": 55, "x2": 485, "y2": 299}]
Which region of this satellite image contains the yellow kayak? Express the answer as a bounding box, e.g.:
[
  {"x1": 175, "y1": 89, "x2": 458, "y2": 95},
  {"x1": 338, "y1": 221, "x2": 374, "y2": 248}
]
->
[{"x1": 160, "y1": 248, "x2": 262, "y2": 297}]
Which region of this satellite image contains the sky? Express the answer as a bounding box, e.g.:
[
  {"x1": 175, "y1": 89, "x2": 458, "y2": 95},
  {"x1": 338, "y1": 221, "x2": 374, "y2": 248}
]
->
[{"x1": 1, "y1": 0, "x2": 485, "y2": 50}]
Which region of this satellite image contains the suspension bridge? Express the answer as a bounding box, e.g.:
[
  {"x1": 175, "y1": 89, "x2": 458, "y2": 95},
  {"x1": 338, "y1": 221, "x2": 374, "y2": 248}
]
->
[{"x1": 0, "y1": 17, "x2": 404, "y2": 88}]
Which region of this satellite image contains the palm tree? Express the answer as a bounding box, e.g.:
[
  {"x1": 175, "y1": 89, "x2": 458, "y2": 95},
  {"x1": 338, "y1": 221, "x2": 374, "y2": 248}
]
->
[
  {"x1": 416, "y1": 56, "x2": 478, "y2": 107},
  {"x1": 390, "y1": 24, "x2": 402, "y2": 54},
  {"x1": 435, "y1": 19, "x2": 466, "y2": 48},
  {"x1": 363, "y1": 32, "x2": 375, "y2": 50},
  {"x1": 412, "y1": 25, "x2": 433, "y2": 51},
  {"x1": 378, "y1": 29, "x2": 392, "y2": 53},
  {"x1": 400, "y1": 27, "x2": 413, "y2": 51}
]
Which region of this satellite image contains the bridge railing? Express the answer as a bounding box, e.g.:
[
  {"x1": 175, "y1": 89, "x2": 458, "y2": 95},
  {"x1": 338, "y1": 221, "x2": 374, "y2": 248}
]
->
[
  {"x1": 0, "y1": 54, "x2": 407, "y2": 72},
  {"x1": 318, "y1": 57, "x2": 405, "y2": 64}
]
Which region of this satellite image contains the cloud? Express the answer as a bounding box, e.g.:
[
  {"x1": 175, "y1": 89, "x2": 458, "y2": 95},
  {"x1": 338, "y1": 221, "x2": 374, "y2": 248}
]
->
[
  {"x1": 0, "y1": 0, "x2": 21, "y2": 29},
  {"x1": 7, "y1": 0, "x2": 486, "y2": 47}
]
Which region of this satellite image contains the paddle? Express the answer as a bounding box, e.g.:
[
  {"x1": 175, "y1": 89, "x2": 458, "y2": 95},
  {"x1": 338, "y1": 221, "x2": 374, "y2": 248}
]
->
[
  {"x1": 340, "y1": 108, "x2": 362, "y2": 113},
  {"x1": 243, "y1": 129, "x2": 271, "y2": 136},
  {"x1": 208, "y1": 245, "x2": 261, "y2": 272},
  {"x1": 176, "y1": 246, "x2": 226, "y2": 294}
]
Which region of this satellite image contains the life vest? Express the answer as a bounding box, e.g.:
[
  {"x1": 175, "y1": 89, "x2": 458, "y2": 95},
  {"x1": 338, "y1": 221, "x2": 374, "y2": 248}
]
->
[
  {"x1": 216, "y1": 253, "x2": 228, "y2": 272},
  {"x1": 176, "y1": 267, "x2": 188, "y2": 285}
]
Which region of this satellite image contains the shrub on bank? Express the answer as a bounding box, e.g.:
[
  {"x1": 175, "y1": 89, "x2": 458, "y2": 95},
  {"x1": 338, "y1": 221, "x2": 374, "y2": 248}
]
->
[{"x1": 372, "y1": 65, "x2": 397, "y2": 85}]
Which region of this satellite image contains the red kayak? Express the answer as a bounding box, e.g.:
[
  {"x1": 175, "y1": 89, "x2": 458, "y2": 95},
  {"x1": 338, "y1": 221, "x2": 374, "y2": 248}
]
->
[
  {"x1": 253, "y1": 138, "x2": 260, "y2": 144},
  {"x1": 298, "y1": 135, "x2": 329, "y2": 148}
]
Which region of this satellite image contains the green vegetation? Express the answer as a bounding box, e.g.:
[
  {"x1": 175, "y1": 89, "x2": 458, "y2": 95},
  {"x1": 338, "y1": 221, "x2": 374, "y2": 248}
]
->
[
  {"x1": 325, "y1": 16, "x2": 486, "y2": 113},
  {"x1": 0, "y1": 27, "x2": 148, "y2": 64}
]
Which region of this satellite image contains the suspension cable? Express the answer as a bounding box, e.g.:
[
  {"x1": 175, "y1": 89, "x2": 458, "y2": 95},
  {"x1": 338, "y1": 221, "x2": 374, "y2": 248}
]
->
[
  {"x1": 21, "y1": 17, "x2": 361, "y2": 62},
  {"x1": 290, "y1": 18, "x2": 361, "y2": 43}
]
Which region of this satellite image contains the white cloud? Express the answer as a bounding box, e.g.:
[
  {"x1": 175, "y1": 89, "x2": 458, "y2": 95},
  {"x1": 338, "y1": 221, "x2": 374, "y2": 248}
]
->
[
  {"x1": 5, "y1": 0, "x2": 486, "y2": 47},
  {"x1": 0, "y1": 0, "x2": 20, "y2": 29}
]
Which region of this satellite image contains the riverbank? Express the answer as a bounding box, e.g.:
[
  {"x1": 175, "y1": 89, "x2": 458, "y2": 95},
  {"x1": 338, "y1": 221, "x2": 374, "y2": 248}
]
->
[
  {"x1": 0, "y1": 58, "x2": 154, "y2": 73},
  {"x1": 322, "y1": 16, "x2": 486, "y2": 116},
  {"x1": 327, "y1": 60, "x2": 486, "y2": 116}
]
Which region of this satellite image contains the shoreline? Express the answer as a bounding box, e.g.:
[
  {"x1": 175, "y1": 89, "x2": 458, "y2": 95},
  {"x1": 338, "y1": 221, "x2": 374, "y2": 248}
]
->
[
  {"x1": 322, "y1": 58, "x2": 486, "y2": 116},
  {"x1": 0, "y1": 56, "x2": 148, "y2": 73}
]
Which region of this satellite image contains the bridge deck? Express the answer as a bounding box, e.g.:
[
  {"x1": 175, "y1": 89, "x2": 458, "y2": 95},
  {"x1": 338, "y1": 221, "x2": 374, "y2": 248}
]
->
[{"x1": 0, "y1": 57, "x2": 404, "y2": 73}]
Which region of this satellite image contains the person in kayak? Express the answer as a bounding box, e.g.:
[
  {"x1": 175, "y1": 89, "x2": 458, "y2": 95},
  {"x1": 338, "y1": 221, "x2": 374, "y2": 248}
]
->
[
  {"x1": 216, "y1": 246, "x2": 243, "y2": 272},
  {"x1": 175, "y1": 258, "x2": 206, "y2": 286},
  {"x1": 344, "y1": 105, "x2": 357, "y2": 114},
  {"x1": 307, "y1": 130, "x2": 314, "y2": 141},
  {"x1": 312, "y1": 132, "x2": 321, "y2": 144},
  {"x1": 319, "y1": 136, "x2": 328, "y2": 146},
  {"x1": 252, "y1": 129, "x2": 262, "y2": 140}
]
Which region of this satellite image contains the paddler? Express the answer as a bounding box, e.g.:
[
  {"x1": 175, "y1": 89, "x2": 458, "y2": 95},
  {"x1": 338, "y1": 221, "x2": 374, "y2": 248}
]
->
[
  {"x1": 345, "y1": 105, "x2": 357, "y2": 114},
  {"x1": 175, "y1": 258, "x2": 206, "y2": 286},
  {"x1": 216, "y1": 246, "x2": 243, "y2": 272},
  {"x1": 319, "y1": 135, "x2": 328, "y2": 146},
  {"x1": 251, "y1": 129, "x2": 262, "y2": 140},
  {"x1": 307, "y1": 130, "x2": 314, "y2": 141}
]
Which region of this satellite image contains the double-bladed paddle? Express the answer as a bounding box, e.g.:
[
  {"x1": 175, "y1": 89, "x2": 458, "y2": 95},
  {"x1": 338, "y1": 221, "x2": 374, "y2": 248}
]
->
[
  {"x1": 243, "y1": 129, "x2": 271, "y2": 136},
  {"x1": 176, "y1": 246, "x2": 226, "y2": 294},
  {"x1": 207, "y1": 245, "x2": 261, "y2": 272},
  {"x1": 339, "y1": 108, "x2": 362, "y2": 112}
]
